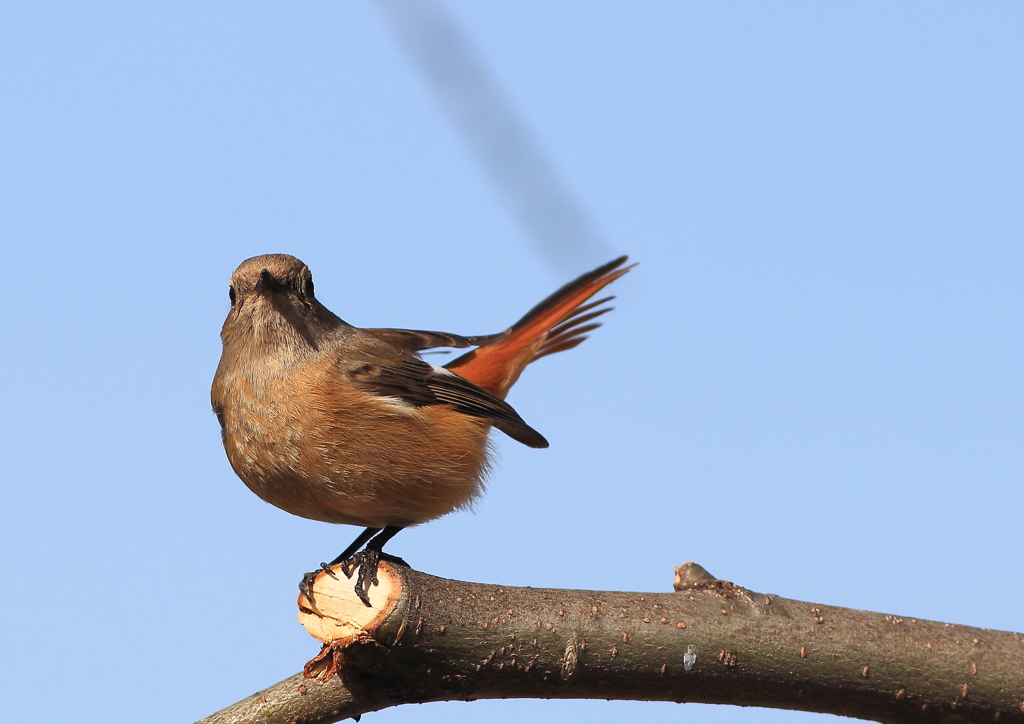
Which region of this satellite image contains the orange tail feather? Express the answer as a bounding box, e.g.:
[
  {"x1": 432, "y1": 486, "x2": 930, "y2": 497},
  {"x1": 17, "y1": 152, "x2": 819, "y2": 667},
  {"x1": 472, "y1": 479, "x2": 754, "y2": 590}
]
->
[{"x1": 447, "y1": 256, "x2": 633, "y2": 398}]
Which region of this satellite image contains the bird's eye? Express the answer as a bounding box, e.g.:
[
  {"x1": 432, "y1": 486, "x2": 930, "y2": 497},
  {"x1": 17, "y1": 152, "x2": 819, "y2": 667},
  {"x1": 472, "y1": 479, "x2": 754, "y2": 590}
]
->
[{"x1": 228, "y1": 285, "x2": 237, "y2": 306}]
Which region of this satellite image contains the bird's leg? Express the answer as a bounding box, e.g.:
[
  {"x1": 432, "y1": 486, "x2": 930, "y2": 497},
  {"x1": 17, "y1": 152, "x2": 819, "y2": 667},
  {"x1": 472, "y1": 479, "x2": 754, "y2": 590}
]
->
[
  {"x1": 341, "y1": 526, "x2": 404, "y2": 607},
  {"x1": 329, "y1": 527, "x2": 382, "y2": 568},
  {"x1": 299, "y1": 527, "x2": 381, "y2": 605}
]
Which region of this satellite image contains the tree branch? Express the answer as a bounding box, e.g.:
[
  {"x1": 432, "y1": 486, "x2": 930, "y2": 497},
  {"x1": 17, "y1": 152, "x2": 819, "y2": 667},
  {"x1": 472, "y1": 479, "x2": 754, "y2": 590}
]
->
[{"x1": 196, "y1": 561, "x2": 1024, "y2": 724}]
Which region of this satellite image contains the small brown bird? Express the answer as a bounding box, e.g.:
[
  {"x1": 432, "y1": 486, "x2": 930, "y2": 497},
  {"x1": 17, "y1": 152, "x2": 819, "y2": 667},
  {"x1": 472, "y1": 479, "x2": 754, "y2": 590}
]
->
[{"x1": 212, "y1": 254, "x2": 632, "y2": 604}]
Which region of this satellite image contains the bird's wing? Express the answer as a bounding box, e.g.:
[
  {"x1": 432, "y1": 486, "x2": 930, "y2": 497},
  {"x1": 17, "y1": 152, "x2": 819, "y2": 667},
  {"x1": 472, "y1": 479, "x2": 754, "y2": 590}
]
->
[
  {"x1": 341, "y1": 345, "x2": 548, "y2": 449},
  {"x1": 360, "y1": 327, "x2": 505, "y2": 351}
]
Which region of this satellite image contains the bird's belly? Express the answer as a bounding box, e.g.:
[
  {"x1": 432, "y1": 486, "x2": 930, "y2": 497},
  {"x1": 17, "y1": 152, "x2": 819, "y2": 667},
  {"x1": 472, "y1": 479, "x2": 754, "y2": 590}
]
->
[{"x1": 219, "y1": 382, "x2": 491, "y2": 528}]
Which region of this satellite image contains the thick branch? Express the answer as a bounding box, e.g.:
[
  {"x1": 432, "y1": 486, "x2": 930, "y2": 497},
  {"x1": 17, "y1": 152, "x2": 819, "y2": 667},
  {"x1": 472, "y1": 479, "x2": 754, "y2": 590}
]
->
[{"x1": 197, "y1": 561, "x2": 1024, "y2": 724}]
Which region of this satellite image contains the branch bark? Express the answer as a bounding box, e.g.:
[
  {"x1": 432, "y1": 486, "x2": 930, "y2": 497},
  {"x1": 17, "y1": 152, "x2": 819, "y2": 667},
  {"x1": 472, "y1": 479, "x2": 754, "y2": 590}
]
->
[{"x1": 196, "y1": 560, "x2": 1024, "y2": 724}]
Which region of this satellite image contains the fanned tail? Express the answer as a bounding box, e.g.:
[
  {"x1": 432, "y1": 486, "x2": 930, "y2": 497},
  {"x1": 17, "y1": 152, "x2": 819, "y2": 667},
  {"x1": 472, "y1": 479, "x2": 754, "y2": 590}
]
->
[{"x1": 447, "y1": 256, "x2": 633, "y2": 398}]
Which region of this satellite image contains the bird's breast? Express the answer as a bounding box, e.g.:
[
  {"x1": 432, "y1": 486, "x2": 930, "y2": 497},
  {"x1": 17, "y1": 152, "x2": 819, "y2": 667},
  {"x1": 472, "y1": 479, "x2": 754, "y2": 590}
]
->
[{"x1": 212, "y1": 361, "x2": 492, "y2": 527}]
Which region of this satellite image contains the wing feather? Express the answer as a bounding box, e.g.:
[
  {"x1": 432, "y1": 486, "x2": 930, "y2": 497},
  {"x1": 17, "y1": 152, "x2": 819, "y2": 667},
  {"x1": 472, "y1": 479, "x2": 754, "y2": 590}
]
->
[{"x1": 346, "y1": 353, "x2": 548, "y2": 449}]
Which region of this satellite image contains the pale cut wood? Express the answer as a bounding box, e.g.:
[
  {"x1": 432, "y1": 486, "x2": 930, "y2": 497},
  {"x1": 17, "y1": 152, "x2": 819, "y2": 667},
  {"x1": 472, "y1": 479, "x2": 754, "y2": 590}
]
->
[{"x1": 297, "y1": 560, "x2": 402, "y2": 645}]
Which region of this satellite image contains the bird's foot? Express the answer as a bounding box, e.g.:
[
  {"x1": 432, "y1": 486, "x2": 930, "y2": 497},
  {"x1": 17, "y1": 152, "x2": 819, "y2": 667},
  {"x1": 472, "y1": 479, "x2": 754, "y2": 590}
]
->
[
  {"x1": 298, "y1": 562, "x2": 341, "y2": 609},
  {"x1": 298, "y1": 570, "x2": 319, "y2": 609},
  {"x1": 339, "y1": 548, "x2": 382, "y2": 607}
]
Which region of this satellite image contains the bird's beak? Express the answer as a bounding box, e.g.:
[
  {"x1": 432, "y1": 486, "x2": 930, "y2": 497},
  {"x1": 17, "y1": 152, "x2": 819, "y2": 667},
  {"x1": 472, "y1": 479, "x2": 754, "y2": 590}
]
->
[{"x1": 255, "y1": 268, "x2": 285, "y2": 296}]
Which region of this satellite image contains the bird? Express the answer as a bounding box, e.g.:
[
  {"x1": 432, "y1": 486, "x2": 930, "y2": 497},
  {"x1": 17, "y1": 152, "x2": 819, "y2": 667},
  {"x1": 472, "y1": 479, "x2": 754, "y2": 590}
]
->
[{"x1": 211, "y1": 253, "x2": 633, "y2": 605}]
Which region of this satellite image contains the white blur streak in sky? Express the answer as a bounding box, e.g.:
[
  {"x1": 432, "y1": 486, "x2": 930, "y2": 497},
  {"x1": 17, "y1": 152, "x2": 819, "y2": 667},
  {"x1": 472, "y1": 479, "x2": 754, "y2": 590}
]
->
[{"x1": 373, "y1": 0, "x2": 614, "y2": 275}]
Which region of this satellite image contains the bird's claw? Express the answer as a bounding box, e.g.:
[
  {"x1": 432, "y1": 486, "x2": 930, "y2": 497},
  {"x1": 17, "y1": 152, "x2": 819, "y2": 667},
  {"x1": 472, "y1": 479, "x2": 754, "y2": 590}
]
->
[
  {"x1": 339, "y1": 548, "x2": 382, "y2": 607},
  {"x1": 298, "y1": 570, "x2": 321, "y2": 611}
]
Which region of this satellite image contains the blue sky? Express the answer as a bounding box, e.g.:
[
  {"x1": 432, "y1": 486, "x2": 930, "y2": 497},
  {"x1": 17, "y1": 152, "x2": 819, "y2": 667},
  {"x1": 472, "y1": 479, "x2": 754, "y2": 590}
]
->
[{"x1": 1, "y1": 3, "x2": 1021, "y2": 723}]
